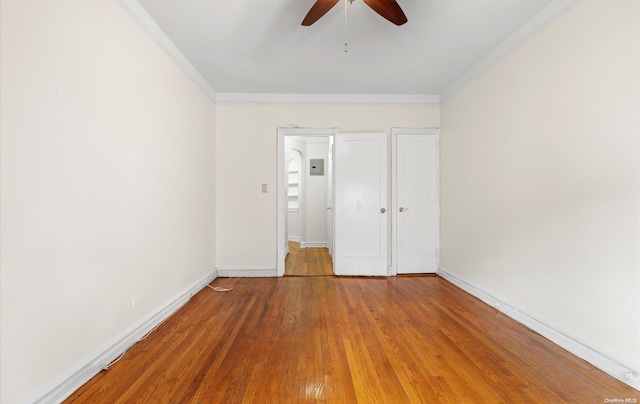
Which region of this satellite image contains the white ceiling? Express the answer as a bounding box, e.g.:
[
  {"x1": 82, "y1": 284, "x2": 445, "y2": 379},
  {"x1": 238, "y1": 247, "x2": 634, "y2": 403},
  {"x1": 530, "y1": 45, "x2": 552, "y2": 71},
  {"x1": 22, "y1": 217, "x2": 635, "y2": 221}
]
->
[{"x1": 134, "y1": 0, "x2": 554, "y2": 95}]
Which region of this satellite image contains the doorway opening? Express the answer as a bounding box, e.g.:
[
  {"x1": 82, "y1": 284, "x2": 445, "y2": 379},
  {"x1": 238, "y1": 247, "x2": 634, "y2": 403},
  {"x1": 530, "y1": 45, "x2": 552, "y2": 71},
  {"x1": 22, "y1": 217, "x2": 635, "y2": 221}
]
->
[
  {"x1": 277, "y1": 128, "x2": 338, "y2": 277},
  {"x1": 284, "y1": 241, "x2": 333, "y2": 276}
]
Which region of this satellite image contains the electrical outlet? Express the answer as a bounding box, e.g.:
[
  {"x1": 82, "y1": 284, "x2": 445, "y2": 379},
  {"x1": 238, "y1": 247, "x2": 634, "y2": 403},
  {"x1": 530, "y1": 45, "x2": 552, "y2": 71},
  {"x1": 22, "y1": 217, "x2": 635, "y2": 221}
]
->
[{"x1": 132, "y1": 293, "x2": 142, "y2": 307}]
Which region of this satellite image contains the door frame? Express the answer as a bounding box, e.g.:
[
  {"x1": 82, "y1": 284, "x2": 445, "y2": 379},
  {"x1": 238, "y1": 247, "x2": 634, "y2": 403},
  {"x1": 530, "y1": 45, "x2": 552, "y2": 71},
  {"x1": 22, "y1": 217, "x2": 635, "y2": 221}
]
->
[
  {"x1": 326, "y1": 136, "x2": 335, "y2": 256},
  {"x1": 390, "y1": 127, "x2": 440, "y2": 276},
  {"x1": 277, "y1": 127, "x2": 339, "y2": 277}
]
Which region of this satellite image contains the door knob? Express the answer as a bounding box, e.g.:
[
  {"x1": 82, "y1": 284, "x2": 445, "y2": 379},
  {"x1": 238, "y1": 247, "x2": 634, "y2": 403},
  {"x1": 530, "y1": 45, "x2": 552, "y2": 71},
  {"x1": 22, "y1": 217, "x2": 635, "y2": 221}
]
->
[
  {"x1": 399, "y1": 207, "x2": 409, "y2": 212},
  {"x1": 380, "y1": 208, "x2": 386, "y2": 213}
]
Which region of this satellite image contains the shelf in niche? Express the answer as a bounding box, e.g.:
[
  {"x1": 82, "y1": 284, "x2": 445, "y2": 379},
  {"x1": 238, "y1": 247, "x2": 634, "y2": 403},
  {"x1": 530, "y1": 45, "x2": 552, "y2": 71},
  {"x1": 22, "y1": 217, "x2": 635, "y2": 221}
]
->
[{"x1": 287, "y1": 164, "x2": 299, "y2": 211}]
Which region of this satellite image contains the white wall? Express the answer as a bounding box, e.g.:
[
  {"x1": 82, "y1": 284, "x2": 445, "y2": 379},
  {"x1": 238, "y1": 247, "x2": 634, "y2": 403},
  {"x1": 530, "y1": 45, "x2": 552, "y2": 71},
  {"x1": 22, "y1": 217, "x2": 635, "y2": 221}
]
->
[
  {"x1": 440, "y1": 0, "x2": 639, "y2": 382},
  {"x1": 0, "y1": 1, "x2": 216, "y2": 402},
  {"x1": 216, "y1": 104, "x2": 439, "y2": 271},
  {"x1": 304, "y1": 138, "x2": 330, "y2": 246}
]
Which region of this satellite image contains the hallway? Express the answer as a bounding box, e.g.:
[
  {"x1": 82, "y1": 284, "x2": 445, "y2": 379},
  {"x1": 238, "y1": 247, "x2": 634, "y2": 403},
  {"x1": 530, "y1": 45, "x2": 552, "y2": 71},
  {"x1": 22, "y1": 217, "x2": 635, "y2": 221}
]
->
[{"x1": 284, "y1": 241, "x2": 333, "y2": 276}]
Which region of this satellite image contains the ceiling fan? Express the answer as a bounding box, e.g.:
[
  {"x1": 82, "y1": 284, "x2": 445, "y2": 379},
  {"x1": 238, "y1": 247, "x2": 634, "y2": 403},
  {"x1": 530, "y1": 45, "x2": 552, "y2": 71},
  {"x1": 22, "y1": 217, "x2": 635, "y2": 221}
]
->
[{"x1": 302, "y1": 0, "x2": 407, "y2": 26}]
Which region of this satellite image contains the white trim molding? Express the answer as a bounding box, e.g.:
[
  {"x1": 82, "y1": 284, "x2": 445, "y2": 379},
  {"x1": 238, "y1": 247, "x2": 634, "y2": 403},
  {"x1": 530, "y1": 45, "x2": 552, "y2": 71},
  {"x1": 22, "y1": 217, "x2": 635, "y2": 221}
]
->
[
  {"x1": 216, "y1": 269, "x2": 278, "y2": 277},
  {"x1": 27, "y1": 271, "x2": 218, "y2": 404},
  {"x1": 301, "y1": 242, "x2": 327, "y2": 249},
  {"x1": 216, "y1": 93, "x2": 440, "y2": 106},
  {"x1": 440, "y1": 0, "x2": 583, "y2": 103},
  {"x1": 438, "y1": 269, "x2": 640, "y2": 390},
  {"x1": 115, "y1": 0, "x2": 217, "y2": 102}
]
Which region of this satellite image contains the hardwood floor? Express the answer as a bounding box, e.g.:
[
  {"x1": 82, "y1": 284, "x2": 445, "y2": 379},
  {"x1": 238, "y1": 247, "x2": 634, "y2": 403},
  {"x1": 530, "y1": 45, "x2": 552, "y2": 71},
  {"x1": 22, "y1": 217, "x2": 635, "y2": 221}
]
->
[
  {"x1": 66, "y1": 276, "x2": 638, "y2": 403},
  {"x1": 285, "y1": 241, "x2": 333, "y2": 276}
]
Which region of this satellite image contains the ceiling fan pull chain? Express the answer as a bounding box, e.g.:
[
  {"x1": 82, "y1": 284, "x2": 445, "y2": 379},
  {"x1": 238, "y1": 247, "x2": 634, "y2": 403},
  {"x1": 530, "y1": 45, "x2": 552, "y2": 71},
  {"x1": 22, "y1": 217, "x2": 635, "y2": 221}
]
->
[{"x1": 344, "y1": 0, "x2": 349, "y2": 52}]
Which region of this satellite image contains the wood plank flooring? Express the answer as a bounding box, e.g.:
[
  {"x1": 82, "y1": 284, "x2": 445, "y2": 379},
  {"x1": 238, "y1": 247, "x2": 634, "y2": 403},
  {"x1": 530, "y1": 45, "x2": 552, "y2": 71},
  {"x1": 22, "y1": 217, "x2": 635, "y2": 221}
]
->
[
  {"x1": 66, "y1": 276, "x2": 639, "y2": 403},
  {"x1": 285, "y1": 242, "x2": 333, "y2": 276}
]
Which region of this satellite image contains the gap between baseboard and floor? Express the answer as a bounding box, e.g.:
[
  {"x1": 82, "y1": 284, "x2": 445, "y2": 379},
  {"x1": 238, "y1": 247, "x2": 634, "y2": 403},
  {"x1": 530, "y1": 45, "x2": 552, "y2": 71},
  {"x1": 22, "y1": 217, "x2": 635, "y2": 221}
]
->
[
  {"x1": 437, "y1": 268, "x2": 640, "y2": 391},
  {"x1": 27, "y1": 271, "x2": 218, "y2": 404}
]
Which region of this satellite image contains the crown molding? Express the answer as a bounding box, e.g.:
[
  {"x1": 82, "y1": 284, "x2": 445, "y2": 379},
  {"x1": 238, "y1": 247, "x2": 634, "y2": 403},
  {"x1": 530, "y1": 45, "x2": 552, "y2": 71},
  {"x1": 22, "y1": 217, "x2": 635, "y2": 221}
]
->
[
  {"x1": 116, "y1": 0, "x2": 581, "y2": 107},
  {"x1": 115, "y1": 0, "x2": 217, "y2": 103},
  {"x1": 440, "y1": 0, "x2": 583, "y2": 103},
  {"x1": 215, "y1": 93, "x2": 440, "y2": 106}
]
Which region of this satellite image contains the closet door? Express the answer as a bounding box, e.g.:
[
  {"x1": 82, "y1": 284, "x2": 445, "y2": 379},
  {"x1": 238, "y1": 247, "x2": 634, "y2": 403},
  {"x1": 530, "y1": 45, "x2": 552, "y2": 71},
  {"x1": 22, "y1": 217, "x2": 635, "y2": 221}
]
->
[{"x1": 393, "y1": 129, "x2": 438, "y2": 274}]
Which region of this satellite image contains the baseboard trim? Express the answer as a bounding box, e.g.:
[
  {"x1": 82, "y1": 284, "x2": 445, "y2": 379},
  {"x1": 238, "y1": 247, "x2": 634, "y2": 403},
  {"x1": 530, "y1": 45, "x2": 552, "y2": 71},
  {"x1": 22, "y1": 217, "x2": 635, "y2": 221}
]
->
[
  {"x1": 288, "y1": 236, "x2": 301, "y2": 242},
  {"x1": 28, "y1": 271, "x2": 218, "y2": 404},
  {"x1": 437, "y1": 268, "x2": 640, "y2": 390},
  {"x1": 216, "y1": 268, "x2": 277, "y2": 277},
  {"x1": 300, "y1": 242, "x2": 327, "y2": 249}
]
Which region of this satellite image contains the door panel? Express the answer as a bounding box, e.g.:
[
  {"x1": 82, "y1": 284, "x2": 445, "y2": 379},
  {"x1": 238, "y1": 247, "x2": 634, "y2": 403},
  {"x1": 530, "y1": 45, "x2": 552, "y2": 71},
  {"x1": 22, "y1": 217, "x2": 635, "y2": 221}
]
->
[
  {"x1": 395, "y1": 132, "x2": 438, "y2": 274},
  {"x1": 335, "y1": 133, "x2": 387, "y2": 276}
]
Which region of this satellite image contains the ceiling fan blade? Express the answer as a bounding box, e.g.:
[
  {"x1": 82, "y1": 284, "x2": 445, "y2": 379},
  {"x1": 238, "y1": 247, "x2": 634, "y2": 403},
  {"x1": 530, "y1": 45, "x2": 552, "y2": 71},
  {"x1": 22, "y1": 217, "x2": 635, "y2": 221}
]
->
[
  {"x1": 302, "y1": 0, "x2": 340, "y2": 26},
  {"x1": 362, "y1": 0, "x2": 407, "y2": 25}
]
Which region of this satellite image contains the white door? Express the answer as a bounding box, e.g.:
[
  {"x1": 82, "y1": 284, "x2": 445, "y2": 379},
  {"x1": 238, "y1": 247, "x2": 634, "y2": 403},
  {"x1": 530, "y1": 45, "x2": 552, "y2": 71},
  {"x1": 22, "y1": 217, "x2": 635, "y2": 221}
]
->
[
  {"x1": 334, "y1": 133, "x2": 388, "y2": 276},
  {"x1": 393, "y1": 130, "x2": 438, "y2": 274}
]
